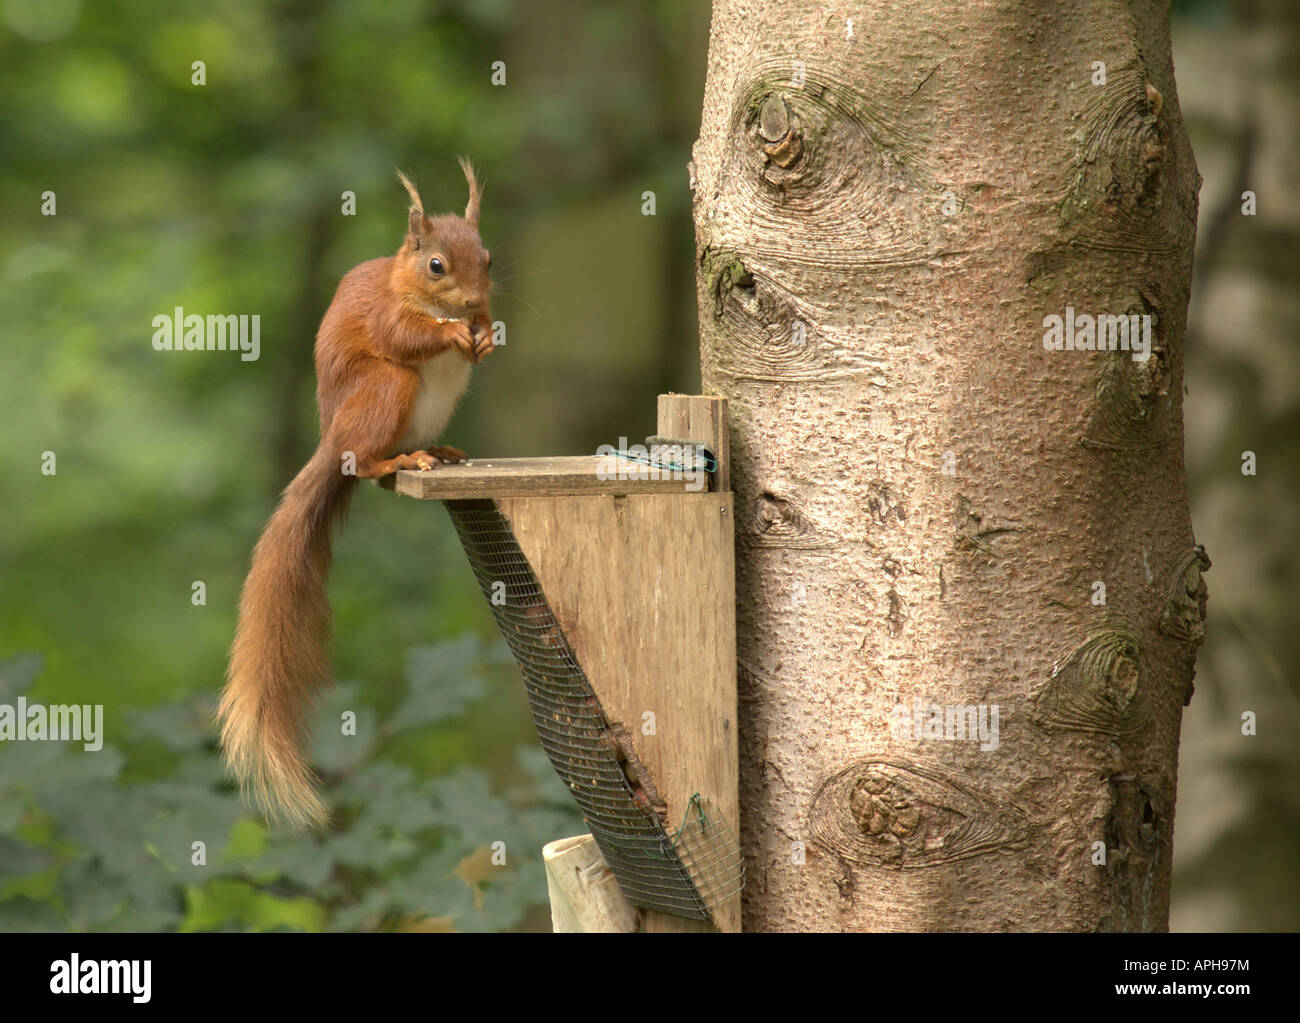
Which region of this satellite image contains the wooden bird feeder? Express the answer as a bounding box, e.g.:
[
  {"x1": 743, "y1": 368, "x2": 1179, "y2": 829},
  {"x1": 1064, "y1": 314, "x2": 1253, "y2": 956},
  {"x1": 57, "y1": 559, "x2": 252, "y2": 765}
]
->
[{"x1": 388, "y1": 394, "x2": 741, "y2": 932}]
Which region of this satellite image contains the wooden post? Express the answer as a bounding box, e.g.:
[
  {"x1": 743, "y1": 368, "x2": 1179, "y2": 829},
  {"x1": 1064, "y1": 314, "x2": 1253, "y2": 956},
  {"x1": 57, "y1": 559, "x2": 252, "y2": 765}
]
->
[
  {"x1": 543, "y1": 835, "x2": 640, "y2": 932},
  {"x1": 658, "y1": 393, "x2": 731, "y2": 494}
]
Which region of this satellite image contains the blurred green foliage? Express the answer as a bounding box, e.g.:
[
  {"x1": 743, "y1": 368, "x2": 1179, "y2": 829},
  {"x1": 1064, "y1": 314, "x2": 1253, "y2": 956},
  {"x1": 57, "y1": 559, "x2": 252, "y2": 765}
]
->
[
  {"x1": 0, "y1": 640, "x2": 584, "y2": 931},
  {"x1": 0, "y1": 0, "x2": 708, "y2": 931}
]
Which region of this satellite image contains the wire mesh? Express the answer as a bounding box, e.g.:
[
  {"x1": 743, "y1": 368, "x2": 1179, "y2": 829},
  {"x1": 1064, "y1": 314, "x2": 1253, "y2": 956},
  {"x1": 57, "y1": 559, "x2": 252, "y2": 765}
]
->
[
  {"x1": 446, "y1": 499, "x2": 741, "y2": 922},
  {"x1": 672, "y1": 794, "x2": 745, "y2": 911}
]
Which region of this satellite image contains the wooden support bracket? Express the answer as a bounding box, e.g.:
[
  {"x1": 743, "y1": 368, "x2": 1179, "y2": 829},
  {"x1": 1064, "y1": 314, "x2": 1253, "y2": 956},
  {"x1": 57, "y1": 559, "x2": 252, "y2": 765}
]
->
[{"x1": 390, "y1": 394, "x2": 740, "y2": 932}]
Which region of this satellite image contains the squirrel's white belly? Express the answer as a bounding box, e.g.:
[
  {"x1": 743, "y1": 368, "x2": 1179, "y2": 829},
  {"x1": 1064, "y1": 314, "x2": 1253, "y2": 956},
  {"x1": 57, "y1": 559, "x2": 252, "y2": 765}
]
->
[{"x1": 397, "y1": 352, "x2": 471, "y2": 452}]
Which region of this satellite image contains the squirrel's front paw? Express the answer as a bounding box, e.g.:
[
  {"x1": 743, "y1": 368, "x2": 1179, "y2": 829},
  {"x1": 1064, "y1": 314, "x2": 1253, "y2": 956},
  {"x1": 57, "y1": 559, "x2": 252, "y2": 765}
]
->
[
  {"x1": 470, "y1": 321, "x2": 494, "y2": 362},
  {"x1": 447, "y1": 321, "x2": 478, "y2": 362}
]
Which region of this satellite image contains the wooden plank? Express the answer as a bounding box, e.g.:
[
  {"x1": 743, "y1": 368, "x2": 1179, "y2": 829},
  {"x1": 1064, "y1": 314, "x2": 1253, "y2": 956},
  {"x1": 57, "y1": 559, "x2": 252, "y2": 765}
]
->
[
  {"x1": 498, "y1": 492, "x2": 740, "y2": 932},
  {"x1": 657, "y1": 394, "x2": 731, "y2": 493},
  {"x1": 393, "y1": 455, "x2": 696, "y2": 501}
]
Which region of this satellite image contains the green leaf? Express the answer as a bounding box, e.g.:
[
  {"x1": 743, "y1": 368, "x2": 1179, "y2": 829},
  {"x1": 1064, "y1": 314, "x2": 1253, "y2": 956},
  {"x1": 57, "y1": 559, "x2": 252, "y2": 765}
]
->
[
  {"x1": 0, "y1": 741, "x2": 124, "y2": 795},
  {"x1": 181, "y1": 879, "x2": 326, "y2": 933},
  {"x1": 244, "y1": 833, "x2": 336, "y2": 889},
  {"x1": 55, "y1": 858, "x2": 132, "y2": 931},
  {"x1": 310, "y1": 682, "x2": 379, "y2": 773},
  {"x1": 389, "y1": 635, "x2": 488, "y2": 733},
  {"x1": 125, "y1": 701, "x2": 216, "y2": 753}
]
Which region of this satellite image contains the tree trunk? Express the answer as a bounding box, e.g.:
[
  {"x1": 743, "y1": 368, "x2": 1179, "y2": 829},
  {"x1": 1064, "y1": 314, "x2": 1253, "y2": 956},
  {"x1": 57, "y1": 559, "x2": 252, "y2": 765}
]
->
[{"x1": 690, "y1": 0, "x2": 1204, "y2": 931}]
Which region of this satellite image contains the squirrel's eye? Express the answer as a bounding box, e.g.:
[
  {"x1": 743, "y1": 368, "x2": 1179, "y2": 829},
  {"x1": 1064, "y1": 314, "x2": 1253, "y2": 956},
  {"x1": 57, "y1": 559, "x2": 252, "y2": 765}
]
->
[{"x1": 428, "y1": 257, "x2": 445, "y2": 276}]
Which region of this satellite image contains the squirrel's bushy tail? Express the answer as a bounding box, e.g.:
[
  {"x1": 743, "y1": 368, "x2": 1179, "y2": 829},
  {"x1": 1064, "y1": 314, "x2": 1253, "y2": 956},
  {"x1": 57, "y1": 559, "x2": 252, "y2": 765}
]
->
[{"x1": 218, "y1": 446, "x2": 354, "y2": 829}]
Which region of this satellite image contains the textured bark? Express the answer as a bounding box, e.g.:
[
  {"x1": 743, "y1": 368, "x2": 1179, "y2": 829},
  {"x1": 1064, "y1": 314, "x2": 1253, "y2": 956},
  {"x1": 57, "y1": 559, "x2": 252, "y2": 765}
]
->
[{"x1": 690, "y1": 0, "x2": 1204, "y2": 931}]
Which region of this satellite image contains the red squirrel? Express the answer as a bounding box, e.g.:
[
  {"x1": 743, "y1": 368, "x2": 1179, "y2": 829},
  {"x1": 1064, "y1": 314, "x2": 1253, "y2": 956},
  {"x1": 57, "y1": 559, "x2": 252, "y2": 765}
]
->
[{"x1": 218, "y1": 159, "x2": 493, "y2": 828}]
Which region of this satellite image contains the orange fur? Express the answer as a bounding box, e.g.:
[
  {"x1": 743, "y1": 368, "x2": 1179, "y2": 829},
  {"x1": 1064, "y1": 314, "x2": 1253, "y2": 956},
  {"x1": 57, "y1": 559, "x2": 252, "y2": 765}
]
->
[
  {"x1": 219, "y1": 446, "x2": 351, "y2": 829},
  {"x1": 218, "y1": 163, "x2": 492, "y2": 828}
]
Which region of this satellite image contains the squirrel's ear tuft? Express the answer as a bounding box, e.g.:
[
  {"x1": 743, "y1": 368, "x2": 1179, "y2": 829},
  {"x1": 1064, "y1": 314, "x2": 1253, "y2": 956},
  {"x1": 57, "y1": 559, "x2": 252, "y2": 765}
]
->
[
  {"x1": 458, "y1": 155, "x2": 481, "y2": 228},
  {"x1": 396, "y1": 169, "x2": 423, "y2": 211},
  {"x1": 397, "y1": 170, "x2": 427, "y2": 248}
]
